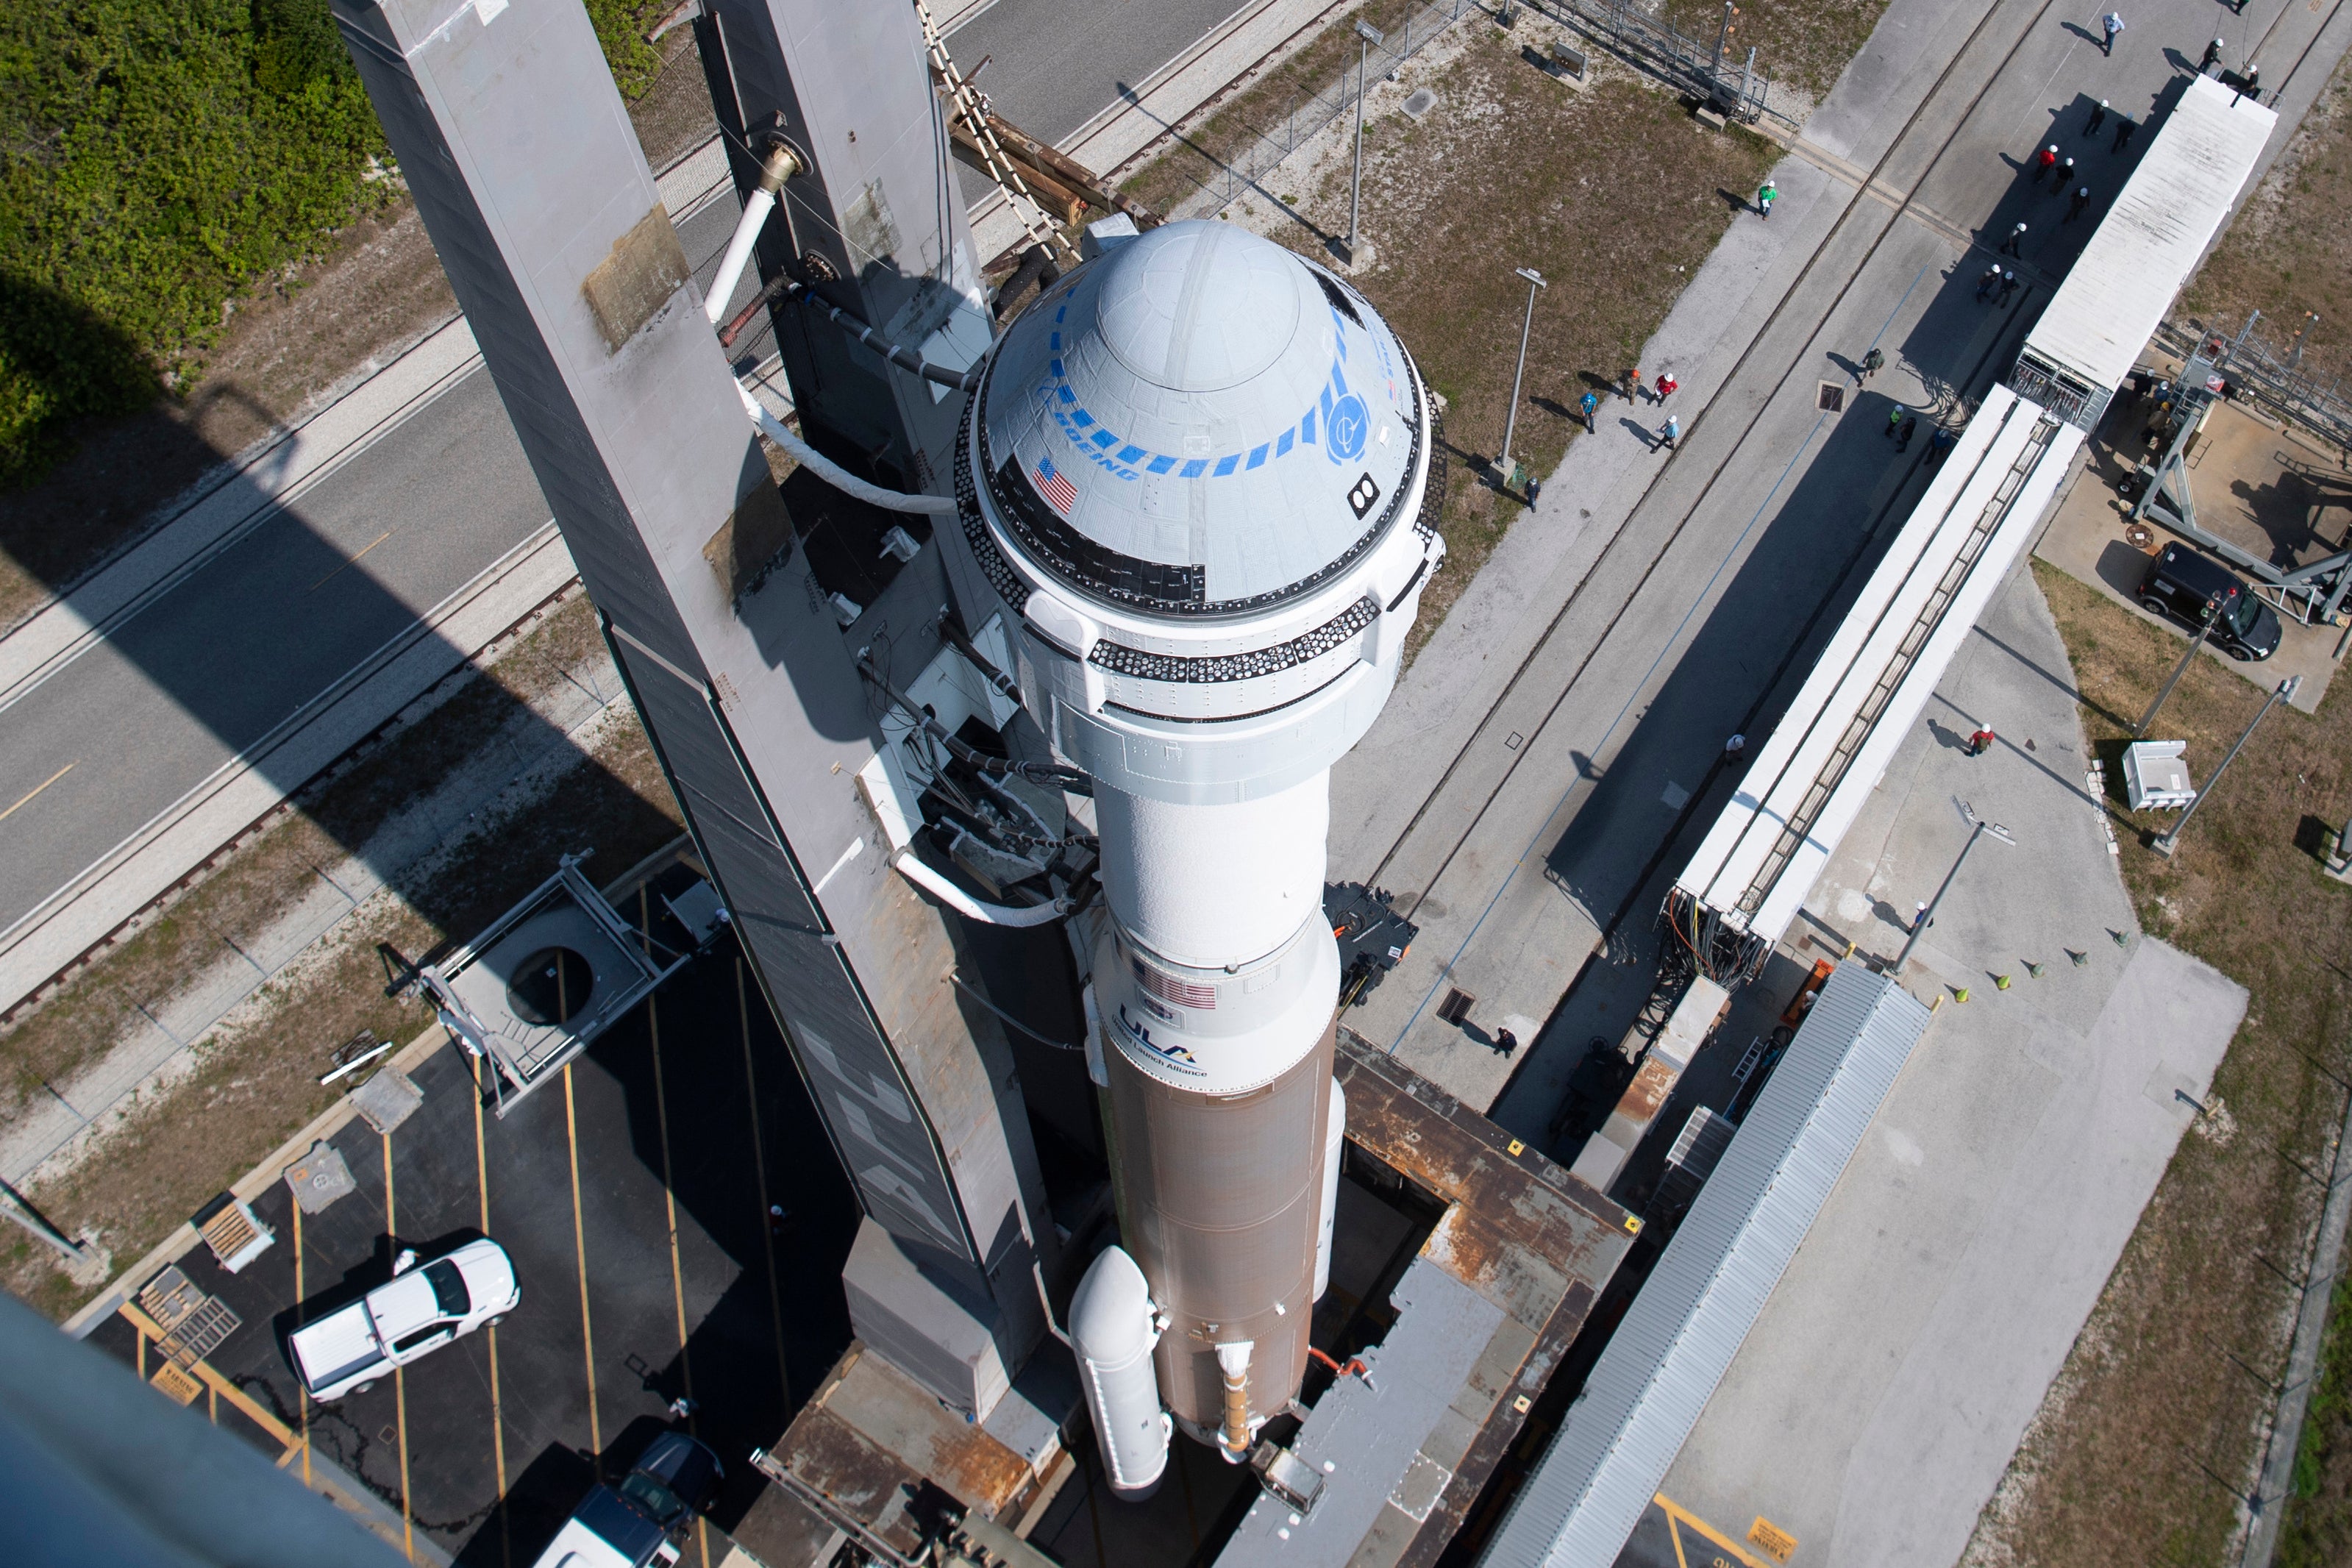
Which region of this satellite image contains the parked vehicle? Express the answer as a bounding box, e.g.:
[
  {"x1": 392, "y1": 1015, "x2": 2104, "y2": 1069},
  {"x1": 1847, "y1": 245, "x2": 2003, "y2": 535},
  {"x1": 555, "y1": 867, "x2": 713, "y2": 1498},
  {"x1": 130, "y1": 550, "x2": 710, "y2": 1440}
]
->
[
  {"x1": 530, "y1": 1432, "x2": 724, "y2": 1568},
  {"x1": 286, "y1": 1239, "x2": 518, "y2": 1401},
  {"x1": 2137, "y1": 542, "x2": 2282, "y2": 660}
]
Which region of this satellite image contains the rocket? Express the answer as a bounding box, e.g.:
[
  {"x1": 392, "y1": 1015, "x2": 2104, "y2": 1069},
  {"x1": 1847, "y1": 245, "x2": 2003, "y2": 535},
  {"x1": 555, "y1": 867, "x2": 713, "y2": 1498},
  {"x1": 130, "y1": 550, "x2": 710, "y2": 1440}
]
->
[{"x1": 957, "y1": 218, "x2": 1443, "y2": 1486}]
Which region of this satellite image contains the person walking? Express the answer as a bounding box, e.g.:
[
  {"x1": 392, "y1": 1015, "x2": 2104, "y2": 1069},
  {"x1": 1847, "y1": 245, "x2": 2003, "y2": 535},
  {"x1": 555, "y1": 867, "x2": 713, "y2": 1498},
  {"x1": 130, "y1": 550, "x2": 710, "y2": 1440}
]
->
[
  {"x1": 1966, "y1": 726, "x2": 1996, "y2": 757},
  {"x1": 1525, "y1": 476, "x2": 1542, "y2": 507},
  {"x1": 1927, "y1": 426, "x2": 1958, "y2": 466},
  {"x1": 2200, "y1": 37, "x2": 2223, "y2": 74},
  {"x1": 1492, "y1": 1027, "x2": 1519, "y2": 1058},
  {"x1": 1656, "y1": 371, "x2": 1679, "y2": 403},
  {"x1": 2035, "y1": 143, "x2": 2059, "y2": 181},
  {"x1": 1886, "y1": 406, "x2": 1906, "y2": 441},
  {"x1": 1620, "y1": 367, "x2": 1642, "y2": 402},
  {"x1": 1756, "y1": 179, "x2": 1777, "y2": 219},
  {"x1": 1996, "y1": 268, "x2": 2020, "y2": 302},
  {"x1": 2113, "y1": 115, "x2": 2138, "y2": 152},
  {"x1": 1657, "y1": 414, "x2": 1681, "y2": 451},
  {"x1": 2052, "y1": 155, "x2": 2076, "y2": 191},
  {"x1": 1976, "y1": 263, "x2": 2003, "y2": 302},
  {"x1": 2085, "y1": 99, "x2": 2109, "y2": 136},
  {"x1": 1859, "y1": 346, "x2": 1885, "y2": 384},
  {"x1": 1896, "y1": 415, "x2": 1919, "y2": 452},
  {"x1": 2066, "y1": 185, "x2": 2093, "y2": 221},
  {"x1": 1724, "y1": 733, "x2": 1747, "y2": 763},
  {"x1": 1912, "y1": 900, "x2": 1932, "y2": 934},
  {"x1": 2001, "y1": 221, "x2": 2028, "y2": 256},
  {"x1": 1628, "y1": 367, "x2": 1646, "y2": 403},
  {"x1": 1579, "y1": 389, "x2": 1599, "y2": 433},
  {"x1": 2100, "y1": 11, "x2": 2124, "y2": 56}
]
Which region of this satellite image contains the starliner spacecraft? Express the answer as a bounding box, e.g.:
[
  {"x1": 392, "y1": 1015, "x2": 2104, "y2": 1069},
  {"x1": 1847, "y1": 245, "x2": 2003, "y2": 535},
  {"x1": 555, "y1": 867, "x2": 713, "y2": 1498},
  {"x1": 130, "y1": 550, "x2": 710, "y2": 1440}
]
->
[{"x1": 962, "y1": 220, "x2": 1445, "y2": 1486}]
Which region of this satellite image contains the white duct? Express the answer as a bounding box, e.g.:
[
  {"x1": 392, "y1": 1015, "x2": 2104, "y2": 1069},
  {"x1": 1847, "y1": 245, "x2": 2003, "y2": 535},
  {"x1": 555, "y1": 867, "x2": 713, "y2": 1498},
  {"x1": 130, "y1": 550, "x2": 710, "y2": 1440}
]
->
[
  {"x1": 739, "y1": 388, "x2": 956, "y2": 516},
  {"x1": 889, "y1": 849, "x2": 1066, "y2": 927},
  {"x1": 1314, "y1": 1077, "x2": 1347, "y2": 1302},
  {"x1": 705, "y1": 187, "x2": 777, "y2": 324},
  {"x1": 1069, "y1": 1247, "x2": 1170, "y2": 1500}
]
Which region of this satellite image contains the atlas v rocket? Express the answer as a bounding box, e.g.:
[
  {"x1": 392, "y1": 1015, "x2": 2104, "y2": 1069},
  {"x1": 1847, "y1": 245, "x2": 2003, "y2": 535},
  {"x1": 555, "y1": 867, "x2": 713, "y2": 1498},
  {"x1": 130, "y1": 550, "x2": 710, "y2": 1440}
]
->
[{"x1": 961, "y1": 221, "x2": 1444, "y2": 1487}]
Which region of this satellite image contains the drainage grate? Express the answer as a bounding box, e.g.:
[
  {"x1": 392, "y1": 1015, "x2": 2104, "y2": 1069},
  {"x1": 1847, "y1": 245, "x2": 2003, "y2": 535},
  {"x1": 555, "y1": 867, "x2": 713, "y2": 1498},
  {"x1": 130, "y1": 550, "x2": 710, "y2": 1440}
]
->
[
  {"x1": 1817, "y1": 382, "x2": 1846, "y2": 412},
  {"x1": 1436, "y1": 988, "x2": 1477, "y2": 1025}
]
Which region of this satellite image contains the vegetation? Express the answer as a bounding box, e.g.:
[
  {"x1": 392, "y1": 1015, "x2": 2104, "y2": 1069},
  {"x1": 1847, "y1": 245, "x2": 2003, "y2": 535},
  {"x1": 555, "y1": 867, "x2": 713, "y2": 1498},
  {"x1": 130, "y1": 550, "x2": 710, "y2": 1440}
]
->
[
  {"x1": 0, "y1": 0, "x2": 670, "y2": 489},
  {"x1": 1973, "y1": 563, "x2": 2352, "y2": 1566}
]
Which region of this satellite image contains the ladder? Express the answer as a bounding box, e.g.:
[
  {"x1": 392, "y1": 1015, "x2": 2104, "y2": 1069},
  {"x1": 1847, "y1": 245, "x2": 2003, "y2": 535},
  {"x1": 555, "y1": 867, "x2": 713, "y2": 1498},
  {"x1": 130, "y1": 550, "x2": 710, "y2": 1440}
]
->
[{"x1": 1732, "y1": 410, "x2": 2059, "y2": 919}]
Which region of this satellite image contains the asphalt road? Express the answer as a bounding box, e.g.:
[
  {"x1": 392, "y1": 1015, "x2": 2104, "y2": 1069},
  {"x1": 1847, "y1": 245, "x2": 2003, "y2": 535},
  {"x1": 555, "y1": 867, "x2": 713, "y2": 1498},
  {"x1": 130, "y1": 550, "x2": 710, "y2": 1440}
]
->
[
  {"x1": 0, "y1": 187, "x2": 746, "y2": 938},
  {"x1": 0, "y1": 4, "x2": 1249, "y2": 945}
]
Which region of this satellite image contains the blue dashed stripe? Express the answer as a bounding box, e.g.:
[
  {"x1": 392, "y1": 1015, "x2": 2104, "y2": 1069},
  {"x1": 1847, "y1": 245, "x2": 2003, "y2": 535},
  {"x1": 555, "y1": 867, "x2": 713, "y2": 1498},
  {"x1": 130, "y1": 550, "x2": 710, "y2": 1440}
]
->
[{"x1": 1031, "y1": 299, "x2": 1364, "y2": 483}]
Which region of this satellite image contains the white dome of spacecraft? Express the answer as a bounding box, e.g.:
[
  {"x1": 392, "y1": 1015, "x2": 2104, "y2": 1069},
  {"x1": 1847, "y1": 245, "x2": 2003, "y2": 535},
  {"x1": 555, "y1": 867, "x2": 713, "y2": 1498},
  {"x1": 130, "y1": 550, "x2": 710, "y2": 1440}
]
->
[{"x1": 974, "y1": 220, "x2": 1425, "y2": 619}]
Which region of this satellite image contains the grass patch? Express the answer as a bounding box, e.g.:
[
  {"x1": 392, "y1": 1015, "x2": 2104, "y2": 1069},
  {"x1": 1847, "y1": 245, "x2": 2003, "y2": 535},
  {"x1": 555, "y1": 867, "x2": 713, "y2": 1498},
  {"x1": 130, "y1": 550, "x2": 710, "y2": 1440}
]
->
[
  {"x1": 2182, "y1": 46, "x2": 2352, "y2": 377},
  {"x1": 2284, "y1": 1272, "x2": 2352, "y2": 1566},
  {"x1": 1969, "y1": 560, "x2": 2352, "y2": 1566},
  {"x1": 1229, "y1": 29, "x2": 1777, "y2": 653},
  {"x1": 1657, "y1": 0, "x2": 1892, "y2": 101},
  {"x1": 0, "y1": 0, "x2": 673, "y2": 490},
  {"x1": 0, "y1": 596, "x2": 685, "y2": 1319}
]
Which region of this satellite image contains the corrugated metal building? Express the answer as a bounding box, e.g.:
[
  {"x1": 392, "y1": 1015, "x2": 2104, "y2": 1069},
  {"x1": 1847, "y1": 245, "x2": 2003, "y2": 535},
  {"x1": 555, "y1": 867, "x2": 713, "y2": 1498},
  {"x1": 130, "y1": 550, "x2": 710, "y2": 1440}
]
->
[{"x1": 1477, "y1": 963, "x2": 1932, "y2": 1567}]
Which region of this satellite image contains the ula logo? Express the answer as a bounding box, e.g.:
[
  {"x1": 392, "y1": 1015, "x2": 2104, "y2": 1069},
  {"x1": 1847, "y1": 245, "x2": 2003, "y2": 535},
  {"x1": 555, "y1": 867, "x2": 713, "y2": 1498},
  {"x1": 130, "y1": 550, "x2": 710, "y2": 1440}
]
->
[{"x1": 1117, "y1": 1003, "x2": 1201, "y2": 1074}]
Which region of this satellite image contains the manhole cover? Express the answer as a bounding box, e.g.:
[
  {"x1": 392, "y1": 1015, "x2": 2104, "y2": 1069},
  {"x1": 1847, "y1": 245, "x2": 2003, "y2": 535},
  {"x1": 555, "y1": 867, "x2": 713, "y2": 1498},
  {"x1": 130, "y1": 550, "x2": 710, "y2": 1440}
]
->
[
  {"x1": 284, "y1": 1141, "x2": 356, "y2": 1214},
  {"x1": 1817, "y1": 382, "x2": 1847, "y2": 412},
  {"x1": 2124, "y1": 521, "x2": 2154, "y2": 549},
  {"x1": 507, "y1": 945, "x2": 594, "y2": 1025},
  {"x1": 1402, "y1": 88, "x2": 1437, "y2": 118}
]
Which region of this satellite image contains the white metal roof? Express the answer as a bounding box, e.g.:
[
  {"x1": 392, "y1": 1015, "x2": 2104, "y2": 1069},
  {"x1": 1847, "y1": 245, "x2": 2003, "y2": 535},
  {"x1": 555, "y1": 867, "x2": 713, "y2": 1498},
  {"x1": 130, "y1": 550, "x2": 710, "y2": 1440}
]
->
[
  {"x1": 2023, "y1": 74, "x2": 2275, "y2": 394},
  {"x1": 1475, "y1": 964, "x2": 1931, "y2": 1568}
]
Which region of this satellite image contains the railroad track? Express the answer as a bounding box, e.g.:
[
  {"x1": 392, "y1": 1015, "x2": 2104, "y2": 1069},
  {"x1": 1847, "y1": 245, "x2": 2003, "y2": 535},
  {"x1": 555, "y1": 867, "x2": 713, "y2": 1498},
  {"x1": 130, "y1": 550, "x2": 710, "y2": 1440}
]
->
[{"x1": 1362, "y1": 0, "x2": 2071, "y2": 924}]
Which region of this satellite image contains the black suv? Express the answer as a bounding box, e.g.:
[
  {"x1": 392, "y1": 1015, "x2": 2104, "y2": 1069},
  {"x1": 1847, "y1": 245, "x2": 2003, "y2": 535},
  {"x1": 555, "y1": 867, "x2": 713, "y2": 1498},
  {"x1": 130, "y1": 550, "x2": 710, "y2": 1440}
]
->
[{"x1": 2137, "y1": 543, "x2": 2282, "y2": 661}]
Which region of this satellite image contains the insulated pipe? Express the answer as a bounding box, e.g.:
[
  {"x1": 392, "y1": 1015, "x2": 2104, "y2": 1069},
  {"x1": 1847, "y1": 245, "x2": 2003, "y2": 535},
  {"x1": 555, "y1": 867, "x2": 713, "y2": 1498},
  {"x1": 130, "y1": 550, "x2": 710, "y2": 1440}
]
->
[
  {"x1": 704, "y1": 142, "x2": 802, "y2": 324},
  {"x1": 890, "y1": 849, "x2": 1066, "y2": 927},
  {"x1": 1069, "y1": 1247, "x2": 1171, "y2": 1500},
  {"x1": 739, "y1": 388, "x2": 956, "y2": 515},
  {"x1": 1214, "y1": 1341, "x2": 1255, "y2": 1461},
  {"x1": 1314, "y1": 1077, "x2": 1347, "y2": 1301}
]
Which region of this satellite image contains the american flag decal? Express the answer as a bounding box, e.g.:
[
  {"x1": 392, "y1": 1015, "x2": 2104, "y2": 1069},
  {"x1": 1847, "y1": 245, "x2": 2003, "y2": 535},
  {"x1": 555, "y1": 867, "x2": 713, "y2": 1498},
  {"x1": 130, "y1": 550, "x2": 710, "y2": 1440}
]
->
[{"x1": 1033, "y1": 453, "x2": 1079, "y2": 515}]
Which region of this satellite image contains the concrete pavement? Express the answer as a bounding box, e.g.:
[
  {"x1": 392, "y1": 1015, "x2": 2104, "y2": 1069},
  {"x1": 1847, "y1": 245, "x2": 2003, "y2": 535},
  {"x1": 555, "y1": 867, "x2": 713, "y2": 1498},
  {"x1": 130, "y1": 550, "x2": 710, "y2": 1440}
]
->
[
  {"x1": 1650, "y1": 564, "x2": 2246, "y2": 1568},
  {"x1": 1322, "y1": 0, "x2": 2345, "y2": 1120}
]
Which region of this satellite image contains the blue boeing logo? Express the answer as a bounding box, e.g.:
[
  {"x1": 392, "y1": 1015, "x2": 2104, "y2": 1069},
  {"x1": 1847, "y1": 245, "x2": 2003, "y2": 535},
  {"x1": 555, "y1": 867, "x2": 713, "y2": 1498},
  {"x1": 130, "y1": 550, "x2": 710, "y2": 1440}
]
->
[{"x1": 1326, "y1": 393, "x2": 1369, "y2": 464}]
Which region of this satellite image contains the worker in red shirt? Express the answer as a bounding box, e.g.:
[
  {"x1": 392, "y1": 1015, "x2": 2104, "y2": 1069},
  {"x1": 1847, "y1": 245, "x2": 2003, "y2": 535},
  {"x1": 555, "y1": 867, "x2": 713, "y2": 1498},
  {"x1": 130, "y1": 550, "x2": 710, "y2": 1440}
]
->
[
  {"x1": 1656, "y1": 371, "x2": 1679, "y2": 403},
  {"x1": 2035, "y1": 143, "x2": 2058, "y2": 179}
]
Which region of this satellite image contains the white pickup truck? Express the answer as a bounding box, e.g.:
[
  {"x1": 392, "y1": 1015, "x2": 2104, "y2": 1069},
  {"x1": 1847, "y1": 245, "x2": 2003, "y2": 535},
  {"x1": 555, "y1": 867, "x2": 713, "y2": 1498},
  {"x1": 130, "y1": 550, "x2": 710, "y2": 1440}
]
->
[{"x1": 287, "y1": 1238, "x2": 519, "y2": 1400}]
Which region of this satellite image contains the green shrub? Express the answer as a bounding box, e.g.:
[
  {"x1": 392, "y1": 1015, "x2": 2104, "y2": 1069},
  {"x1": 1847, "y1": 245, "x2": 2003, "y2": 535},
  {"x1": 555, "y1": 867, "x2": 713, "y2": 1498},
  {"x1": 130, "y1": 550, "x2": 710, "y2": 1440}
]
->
[{"x1": 0, "y1": 0, "x2": 671, "y2": 488}]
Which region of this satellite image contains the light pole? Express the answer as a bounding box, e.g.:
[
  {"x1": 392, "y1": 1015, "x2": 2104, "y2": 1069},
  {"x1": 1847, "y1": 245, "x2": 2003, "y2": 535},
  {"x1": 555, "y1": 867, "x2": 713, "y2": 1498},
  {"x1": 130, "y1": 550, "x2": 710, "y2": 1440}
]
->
[
  {"x1": 1500, "y1": 266, "x2": 1547, "y2": 491},
  {"x1": 2152, "y1": 674, "x2": 2301, "y2": 858},
  {"x1": 2136, "y1": 593, "x2": 2221, "y2": 738},
  {"x1": 1340, "y1": 20, "x2": 1385, "y2": 265},
  {"x1": 1894, "y1": 798, "x2": 2014, "y2": 973}
]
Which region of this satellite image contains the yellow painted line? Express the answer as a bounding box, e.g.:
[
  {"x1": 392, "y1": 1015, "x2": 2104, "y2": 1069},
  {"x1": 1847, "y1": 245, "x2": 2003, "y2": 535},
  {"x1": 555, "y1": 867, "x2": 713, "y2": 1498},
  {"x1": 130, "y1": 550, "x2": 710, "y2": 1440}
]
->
[
  {"x1": 308, "y1": 529, "x2": 393, "y2": 592},
  {"x1": 1654, "y1": 1493, "x2": 1772, "y2": 1568},
  {"x1": 0, "y1": 761, "x2": 74, "y2": 823},
  {"x1": 294, "y1": 1192, "x2": 313, "y2": 1486},
  {"x1": 474, "y1": 1055, "x2": 511, "y2": 1568},
  {"x1": 118, "y1": 1302, "x2": 296, "y2": 1447},
  {"x1": 385, "y1": 1131, "x2": 416, "y2": 1564},
  {"x1": 737, "y1": 958, "x2": 792, "y2": 1411},
  {"x1": 565, "y1": 1063, "x2": 603, "y2": 1472},
  {"x1": 638, "y1": 894, "x2": 708, "y2": 1568}
]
